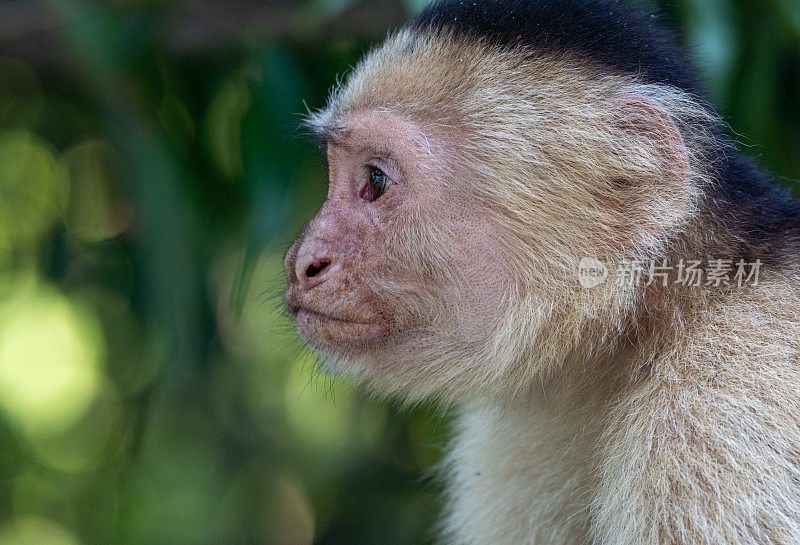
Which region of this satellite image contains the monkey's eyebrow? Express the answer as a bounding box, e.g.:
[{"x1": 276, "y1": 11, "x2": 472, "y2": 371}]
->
[
  {"x1": 307, "y1": 124, "x2": 407, "y2": 177},
  {"x1": 306, "y1": 122, "x2": 349, "y2": 149}
]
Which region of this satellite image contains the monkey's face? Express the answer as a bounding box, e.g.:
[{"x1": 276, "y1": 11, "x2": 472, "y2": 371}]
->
[
  {"x1": 284, "y1": 110, "x2": 513, "y2": 394},
  {"x1": 280, "y1": 25, "x2": 710, "y2": 401}
]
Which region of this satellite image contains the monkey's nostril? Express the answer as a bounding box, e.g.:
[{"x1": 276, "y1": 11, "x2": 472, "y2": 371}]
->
[{"x1": 305, "y1": 260, "x2": 330, "y2": 279}]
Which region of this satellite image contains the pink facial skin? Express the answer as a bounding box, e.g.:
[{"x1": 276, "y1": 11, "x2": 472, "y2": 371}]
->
[{"x1": 284, "y1": 110, "x2": 511, "y2": 363}]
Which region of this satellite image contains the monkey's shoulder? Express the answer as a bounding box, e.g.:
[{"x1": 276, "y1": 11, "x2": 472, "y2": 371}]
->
[{"x1": 665, "y1": 280, "x2": 800, "y2": 386}]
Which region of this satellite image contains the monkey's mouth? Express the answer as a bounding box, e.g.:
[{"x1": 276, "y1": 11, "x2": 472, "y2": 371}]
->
[
  {"x1": 295, "y1": 306, "x2": 372, "y2": 326},
  {"x1": 287, "y1": 298, "x2": 387, "y2": 346}
]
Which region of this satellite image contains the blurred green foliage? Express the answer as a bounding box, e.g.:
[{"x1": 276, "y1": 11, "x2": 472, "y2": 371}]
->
[{"x1": 0, "y1": 1, "x2": 797, "y2": 544}]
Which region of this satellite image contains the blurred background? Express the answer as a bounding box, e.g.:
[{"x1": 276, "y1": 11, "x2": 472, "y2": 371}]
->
[{"x1": 0, "y1": 0, "x2": 797, "y2": 544}]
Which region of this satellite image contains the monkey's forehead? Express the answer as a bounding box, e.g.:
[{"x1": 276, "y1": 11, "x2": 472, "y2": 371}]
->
[
  {"x1": 408, "y1": 0, "x2": 700, "y2": 95},
  {"x1": 308, "y1": 26, "x2": 615, "y2": 138}
]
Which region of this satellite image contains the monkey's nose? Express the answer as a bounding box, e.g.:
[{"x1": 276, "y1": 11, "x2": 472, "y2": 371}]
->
[{"x1": 295, "y1": 247, "x2": 334, "y2": 290}]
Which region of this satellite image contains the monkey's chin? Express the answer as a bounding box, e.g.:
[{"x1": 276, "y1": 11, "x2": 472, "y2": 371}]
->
[{"x1": 294, "y1": 308, "x2": 387, "y2": 350}]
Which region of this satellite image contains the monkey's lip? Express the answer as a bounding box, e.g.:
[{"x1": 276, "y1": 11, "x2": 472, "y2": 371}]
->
[
  {"x1": 291, "y1": 305, "x2": 386, "y2": 345},
  {"x1": 294, "y1": 306, "x2": 373, "y2": 325}
]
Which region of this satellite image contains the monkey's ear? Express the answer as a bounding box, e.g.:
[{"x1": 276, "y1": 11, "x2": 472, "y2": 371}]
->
[{"x1": 604, "y1": 94, "x2": 693, "y2": 248}]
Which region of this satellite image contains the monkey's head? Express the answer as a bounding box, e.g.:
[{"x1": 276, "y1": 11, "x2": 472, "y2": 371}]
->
[{"x1": 284, "y1": 0, "x2": 721, "y2": 402}]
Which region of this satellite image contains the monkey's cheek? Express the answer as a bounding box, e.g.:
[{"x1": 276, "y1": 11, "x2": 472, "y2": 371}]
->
[{"x1": 294, "y1": 310, "x2": 387, "y2": 350}]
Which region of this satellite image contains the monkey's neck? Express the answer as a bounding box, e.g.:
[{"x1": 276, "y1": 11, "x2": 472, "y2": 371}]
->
[{"x1": 444, "y1": 394, "x2": 600, "y2": 542}]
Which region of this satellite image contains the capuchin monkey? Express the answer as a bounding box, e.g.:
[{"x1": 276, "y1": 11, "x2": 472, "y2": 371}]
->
[{"x1": 283, "y1": 0, "x2": 800, "y2": 543}]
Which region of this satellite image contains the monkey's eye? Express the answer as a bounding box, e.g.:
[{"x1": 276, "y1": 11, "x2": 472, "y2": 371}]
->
[{"x1": 361, "y1": 167, "x2": 391, "y2": 201}]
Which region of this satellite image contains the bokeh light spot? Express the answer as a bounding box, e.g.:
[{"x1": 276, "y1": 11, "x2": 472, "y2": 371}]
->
[
  {"x1": 204, "y1": 75, "x2": 251, "y2": 180},
  {"x1": 61, "y1": 140, "x2": 129, "y2": 242},
  {"x1": 0, "y1": 516, "x2": 82, "y2": 545},
  {"x1": 0, "y1": 131, "x2": 66, "y2": 248},
  {"x1": 0, "y1": 286, "x2": 104, "y2": 436},
  {"x1": 28, "y1": 382, "x2": 124, "y2": 473},
  {"x1": 269, "y1": 476, "x2": 315, "y2": 545}
]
